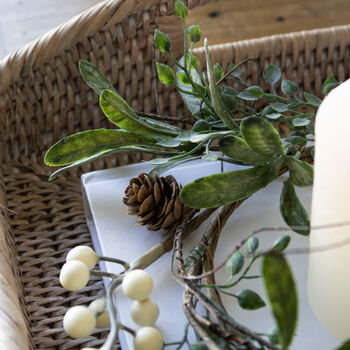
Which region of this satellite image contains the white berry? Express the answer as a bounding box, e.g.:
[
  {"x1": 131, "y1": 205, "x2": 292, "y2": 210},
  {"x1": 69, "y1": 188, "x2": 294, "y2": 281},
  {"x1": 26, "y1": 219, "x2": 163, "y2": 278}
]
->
[
  {"x1": 122, "y1": 269, "x2": 153, "y2": 301},
  {"x1": 88, "y1": 298, "x2": 110, "y2": 328},
  {"x1": 63, "y1": 306, "x2": 96, "y2": 339},
  {"x1": 66, "y1": 245, "x2": 98, "y2": 270},
  {"x1": 60, "y1": 260, "x2": 90, "y2": 291},
  {"x1": 130, "y1": 298, "x2": 159, "y2": 326},
  {"x1": 134, "y1": 327, "x2": 163, "y2": 350}
]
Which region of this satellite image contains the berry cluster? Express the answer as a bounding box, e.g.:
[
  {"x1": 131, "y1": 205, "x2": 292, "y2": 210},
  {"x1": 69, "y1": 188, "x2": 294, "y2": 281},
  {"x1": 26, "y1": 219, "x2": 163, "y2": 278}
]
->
[{"x1": 59, "y1": 246, "x2": 163, "y2": 350}]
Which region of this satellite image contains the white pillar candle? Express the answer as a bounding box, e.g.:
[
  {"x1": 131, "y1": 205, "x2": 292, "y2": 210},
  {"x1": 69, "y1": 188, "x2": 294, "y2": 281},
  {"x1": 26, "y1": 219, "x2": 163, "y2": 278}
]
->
[{"x1": 308, "y1": 79, "x2": 350, "y2": 340}]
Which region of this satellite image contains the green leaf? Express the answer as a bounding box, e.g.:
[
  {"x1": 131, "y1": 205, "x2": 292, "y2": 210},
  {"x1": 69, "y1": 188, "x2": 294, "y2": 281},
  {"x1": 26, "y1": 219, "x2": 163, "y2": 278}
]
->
[
  {"x1": 303, "y1": 92, "x2": 322, "y2": 107},
  {"x1": 322, "y1": 74, "x2": 337, "y2": 95},
  {"x1": 265, "y1": 113, "x2": 282, "y2": 120},
  {"x1": 79, "y1": 60, "x2": 116, "y2": 95},
  {"x1": 291, "y1": 118, "x2": 310, "y2": 127},
  {"x1": 100, "y1": 90, "x2": 180, "y2": 137},
  {"x1": 285, "y1": 135, "x2": 307, "y2": 147},
  {"x1": 323, "y1": 82, "x2": 340, "y2": 95},
  {"x1": 281, "y1": 80, "x2": 299, "y2": 96},
  {"x1": 246, "y1": 235, "x2": 259, "y2": 254},
  {"x1": 237, "y1": 86, "x2": 264, "y2": 101},
  {"x1": 176, "y1": 57, "x2": 204, "y2": 116},
  {"x1": 150, "y1": 155, "x2": 200, "y2": 175},
  {"x1": 156, "y1": 138, "x2": 181, "y2": 148},
  {"x1": 262, "y1": 252, "x2": 298, "y2": 350},
  {"x1": 191, "y1": 342, "x2": 208, "y2": 350},
  {"x1": 284, "y1": 156, "x2": 313, "y2": 187},
  {"x1": 227, "y1": 62, "x2": 242, "y2": 77},
  {"x1": 272, "y1": 235, "x2": 291, "y2": 251},
  {"x1": 192, "y1": 120, "x2": 211, "y2": 132},
  {"x1": 280, "y1": 179, "x2": 310, "y2": 235},
  {"x1": 237, "y1": 289, "x2": 266, "y2": 310},
  {"x1": 44, "y1": 129, "x2": 155, "y2": 166},
  {"x1": 156, "y1": 62, "x2": 175, "y2": 85},
  {"x1": 226, "y1": 251, "x2": 244, "y2": 276},
  {"x1": 180, "y1": 163, "x2": 280, "y2": 208},
  {"x1": 336, "y1": 340, "x2": 350, "y2": 350},
  {"x1": 187, "y1": 24, "x2": 202, "y2": 43},
  {"x1": 241, "y1": 117, "x2": 285, "y2": 156},
  {"x1": 270, "y1": 102, "x2": 289, "y2": 113},
  {"x1": 190, "y1": 130, "x2": 232, "y2": 143},
  {"x1": 213, "y1": 63, "x2": 224, "y2": 83},
  {"x1": 175, "y1": 0, "x2": 188, "y2": 20},
  {"x1": 204, "y1": 39, "x2": 237, "y2": 130},
  {"x1": 176, "y1": 72, "x2": 190, "y2": 85},
  {"x1": 154, "y1": 29, "x2": 171, "y2": 52},
  {"x1": 219, "y1": 135, "x2": 271, "y2": 165},
  {"x1": 269, "y1": 326, "x2": 281, "y2": 345},
  {"x1": 263, "y1": 64, "x2": 281, "y2": 85},
  {"x1": 48, "y1": 146, "x2": 173, "y2": 180},
  {"x1": 176, "y1": 130, "x2": 196, "y2": 142}
]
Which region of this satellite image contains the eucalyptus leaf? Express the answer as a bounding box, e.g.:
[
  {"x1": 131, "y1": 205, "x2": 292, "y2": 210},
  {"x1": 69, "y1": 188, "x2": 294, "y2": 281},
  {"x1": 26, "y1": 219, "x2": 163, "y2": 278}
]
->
[
  {"x1": 177, "y1": 72, "x2": 190, "y2": 85},
  {"x1": 100, "y1": 90, "x2": 180, "y2": 137},
  {"x1": 227, "y1": 62, "x2": 242, "y2": 78},
  {"x1": 226, "y1": 251, "x2": 244, "y2": 276},
  {"x1": 176, "y1": 130, "x2": 196, "y2": 141},
  {"x1": 263, "y1": 64, "x2": 281, "y2": 85},
  {"x1": 262, "y1": 252, "x2": 298, "y2": 350},
  {"x1": 180, "y1": 162, "x2": 280, "y2": 208},
  {"x1": 44, "y1": 129, "x2": 155, "y2": 166},
  {"x1": 272, "y1": 235, "x2": 291, "y2": 251},
  {"x1": 190, "y1": 130, "x2": 232, "y2": 143},
  {"x1": 323, "y1": 82, "x2": 340, "y2": 95},
  {"x1": 291, "y1": 118, "x2": 310, "y2": 127},
  {"x1": 156, "y1": 138, "x2": 181, "y2": 148},
  {"x1": 269, "y1": 326, "x2": 281, "y2": 345},
  {"x1": 48, "y1": 146, "x2": 174, "y2": 181},
  {"x1": 205, "y1": 39, "x2": 237, "y2": 130},
  {"x1": 246, "y1": 235, "x2": 259, "y2": 254},
  {"x1": 154, "y1": 29, "x2": 171, "y2": 52},
  {"x1": 284, "y1": 156, "x2": 313, "y2": 187},
  {"x1": 281, "y1": 80, "x2": 299, "y2": 96},
  {"x1": 150, "y1": 155, "x2": 200, "y2": 175},
  {"x1": 270, "y1": 102, "x2": 289, "y2": 113},
  {"x1": 79, "y1": 60, "x2": 117, "y2": 95},
  {"x1": 285, "y1": 135, "x2": 307, "y2": 147},
  {"x1": 192, "y1": 120, "x2": 211, "y2": 132},
  {"x1": 322, "y1": 74, "x2": 337, "y2": 95},
  {"x1": 237, "y1": 86, "x2": 264, "y2": 101},
  {"x1": 280, "y1": 179, "x2": 310, "y2": 235},
  {"x1": 237, "y1": 289, "x2": 266, "y2": 310},
  {"x1": 191, "y1": 343, "x2": 208, "y2": 350},
  {"x1": 303, "y1": 92, "x2": 322, "y2": 107},
  {"x1": 156, "y1": 62, "x2": 175, "y2": 85},
  {"x1": 219, "y1": 135, "x2": 271, "y2": 165},
  {"x1": 265, "y1": 113, "x2": 282, "y2": 120},
  {"x1": 241, "y1": 116, "x2": 285, "y2": 156},
  {"x1": 213, "y1": 63, "x2": 224, "y2": 83},
  {"x1": 176, "y1": 57, "x2": 204, "y2": 116}
]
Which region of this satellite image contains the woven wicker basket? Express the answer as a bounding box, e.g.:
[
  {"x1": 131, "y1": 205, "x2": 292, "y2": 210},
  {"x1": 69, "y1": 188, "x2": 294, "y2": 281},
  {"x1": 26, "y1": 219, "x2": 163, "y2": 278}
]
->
[{"x1": 0, "y1": 0, "x2": 349, "y2": 348}]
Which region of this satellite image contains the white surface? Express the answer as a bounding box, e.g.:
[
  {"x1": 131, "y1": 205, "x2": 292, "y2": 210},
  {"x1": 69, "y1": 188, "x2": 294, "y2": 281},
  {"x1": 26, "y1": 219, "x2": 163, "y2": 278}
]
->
[
  {"x1": 82, "y1": 160, "x2": 339, "y2": 350},
  {"x1": 309, "y1": 79, "x2": 350, "y2": 340}
]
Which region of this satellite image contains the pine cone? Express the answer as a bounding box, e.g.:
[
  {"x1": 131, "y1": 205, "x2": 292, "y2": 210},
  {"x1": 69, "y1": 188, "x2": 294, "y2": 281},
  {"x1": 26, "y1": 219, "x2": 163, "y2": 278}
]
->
[{"x1": 123, "y1": 173, "x2": 191, "y2": 232}]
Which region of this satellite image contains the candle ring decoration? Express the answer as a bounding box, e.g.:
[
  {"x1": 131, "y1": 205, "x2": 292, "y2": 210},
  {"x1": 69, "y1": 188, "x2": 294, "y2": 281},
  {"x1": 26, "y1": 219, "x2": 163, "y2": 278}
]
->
[{"x1": 44, "y1": 1, "x2": 350, "y2": 349}]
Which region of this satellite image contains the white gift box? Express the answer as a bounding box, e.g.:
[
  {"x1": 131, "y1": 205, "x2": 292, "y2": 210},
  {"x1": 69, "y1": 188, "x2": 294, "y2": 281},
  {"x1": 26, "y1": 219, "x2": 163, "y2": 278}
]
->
[{"x1": 81, "y1": 160, "x2": 338, "y2": 350}]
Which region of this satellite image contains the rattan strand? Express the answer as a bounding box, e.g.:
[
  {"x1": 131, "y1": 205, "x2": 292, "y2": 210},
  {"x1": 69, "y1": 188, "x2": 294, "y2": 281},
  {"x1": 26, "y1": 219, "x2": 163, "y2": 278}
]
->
[{"x1": 0, "y1": 0, "x2": 350, "y2": 348}]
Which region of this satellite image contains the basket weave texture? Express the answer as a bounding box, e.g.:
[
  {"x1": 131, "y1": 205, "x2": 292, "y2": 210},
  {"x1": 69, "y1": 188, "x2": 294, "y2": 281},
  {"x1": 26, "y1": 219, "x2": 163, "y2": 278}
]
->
[{"x1": 0, "y1": 0, "x2": 350, "y2": 348}]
